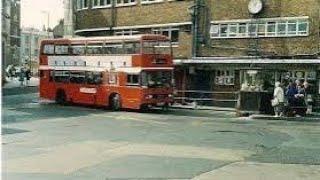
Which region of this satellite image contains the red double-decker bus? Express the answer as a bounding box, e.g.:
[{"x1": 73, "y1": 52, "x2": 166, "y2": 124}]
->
[{"x1": 39, "y1": 35, "x2": 174, "y2": 111}]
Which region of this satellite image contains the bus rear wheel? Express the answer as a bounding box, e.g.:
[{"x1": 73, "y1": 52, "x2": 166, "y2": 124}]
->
[
  {"x1": 56, "y1": 90, "x2": 66, "y2": 105},
  {"x1": 110, "y1": 94, "x2": 121, "y2": 111}
]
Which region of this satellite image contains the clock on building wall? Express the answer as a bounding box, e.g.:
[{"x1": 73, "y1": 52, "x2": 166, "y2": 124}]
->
[{"x1": 248, "y1": 0, "x2": 263, "y2": 15}]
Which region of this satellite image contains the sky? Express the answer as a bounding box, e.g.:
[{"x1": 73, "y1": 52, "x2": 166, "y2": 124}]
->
[{"x1": 21, "y1": 0, "x2": 64, "y2": 30}]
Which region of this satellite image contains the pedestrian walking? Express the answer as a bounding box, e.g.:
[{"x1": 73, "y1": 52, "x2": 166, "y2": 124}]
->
[
  {"x1": 18, "y1": 67, "x2": 25, "y2": 86},
  {"x1": 272, "y1": 81, "x2": 284, "y2": 117},
  {"x1": 25, "y1": 67, "x2": 31, "y2": 86}
]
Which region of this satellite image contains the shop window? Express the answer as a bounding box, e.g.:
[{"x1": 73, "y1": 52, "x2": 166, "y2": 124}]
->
[
  {"x1": 127, "y1": 74, "x2": 140, "y2": 86},
  {"x1": 215, "y1": 70, "x2": 235, "y2": 86}
]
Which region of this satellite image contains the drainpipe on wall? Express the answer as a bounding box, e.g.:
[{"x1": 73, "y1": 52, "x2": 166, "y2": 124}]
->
[{"x1": 110, "y1": 0, "x2": 117, "y2": 36}]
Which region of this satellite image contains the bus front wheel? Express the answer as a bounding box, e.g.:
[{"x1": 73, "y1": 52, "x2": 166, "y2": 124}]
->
[
  {"x1": 110, "y1": 94, "x2": 121, "y2": 111},
  {"x1": 56, "y1": 90, "x2": 67, "y2": 105}
]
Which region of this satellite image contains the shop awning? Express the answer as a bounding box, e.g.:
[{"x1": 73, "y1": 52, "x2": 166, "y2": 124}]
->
[{"x1": 174, "y1": 57, "x2": 320, "y2": 65}]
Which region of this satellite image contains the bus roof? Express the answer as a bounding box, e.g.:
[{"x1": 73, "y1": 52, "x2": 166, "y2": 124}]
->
[{"x1": 41, "y1": 34, "x2": 170, "y2": 44}]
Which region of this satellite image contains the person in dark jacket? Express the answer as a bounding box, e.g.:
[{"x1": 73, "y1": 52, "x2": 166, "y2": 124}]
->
[{"x1": 25, "y1": 68, "x2": 31, "y2": 86}]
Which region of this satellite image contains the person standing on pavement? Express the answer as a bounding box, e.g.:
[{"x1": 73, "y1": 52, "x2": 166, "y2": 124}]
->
[
  {"x1": 303, "y1": 81, "x2": 313, "y2": 114},
  {"x1": 286, "y1": 82, "x2": 298, "y2": 116},
  {"x1": 272, "y1": 81, "x2": 285, "y2": 117}
]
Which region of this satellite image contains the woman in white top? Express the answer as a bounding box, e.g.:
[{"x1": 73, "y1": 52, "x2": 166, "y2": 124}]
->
[{"x1": 273, "y1": 81, "x2": 285, "y2": 117}]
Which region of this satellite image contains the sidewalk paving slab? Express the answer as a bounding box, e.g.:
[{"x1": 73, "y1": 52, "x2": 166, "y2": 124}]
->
[{"x1": 192, "y1": 162, "x2": 320, "y2": 180}]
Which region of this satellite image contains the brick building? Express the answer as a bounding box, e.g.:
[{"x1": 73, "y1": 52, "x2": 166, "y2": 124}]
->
[
  {"x1": 71, "y1": 0, "x2": 320, "y2": 110},
  {"x1": 2, "y1": 0, "x2": 21, "y2": 80}
]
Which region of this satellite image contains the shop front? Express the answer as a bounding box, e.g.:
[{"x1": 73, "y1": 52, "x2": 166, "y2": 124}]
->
[{"x1": 174, "y1": 58, "x2": 320, "y2": 115}]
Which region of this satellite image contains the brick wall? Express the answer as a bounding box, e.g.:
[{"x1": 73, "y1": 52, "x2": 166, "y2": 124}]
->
[
  {"x1": 74, "y1": 0, "x2": 320, "y2": 58},
  {"x1": 201, "y1": 0, "x2": 320, "y2": 57}
]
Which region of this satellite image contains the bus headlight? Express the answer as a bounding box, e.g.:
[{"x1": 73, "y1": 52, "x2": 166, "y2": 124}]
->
[
  {"x1": 168, "y1": 94, "x2": 173, "y2": 98},
  {"x1": 145, "y1": 95, "x2": 153, "y2": 99}
]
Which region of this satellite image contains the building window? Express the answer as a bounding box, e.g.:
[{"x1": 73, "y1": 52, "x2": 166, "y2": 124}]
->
[
  {"x1": 76, "y1": 0, "x2": 88, "y2": 10},
  {"x1": 238, "y1": 23, "x2": 247, "y2": 37},
  {"x1": 141, "y1": 0, "x2": 164, "y2": 5},
  {"x1": 92, "y1": 0, "x2": 111, "y2": 8},
  {"x1": 116, "y1": 0, "x2": 136, "y2": 6},
  {"x1": 267, "y1": 22, "x2": 276, "y2": 36},
  {"x1": 298, "y1": 20, "x2": 308, "y2": 35},
  {"x1": 215, "y1": 70, "x2": 235, "y2": 86},
  {"x1": 152, "y1": 27, "x2": 179, "y2": 45},
  {"x1": 210, "y1": 17, "x2": 309, "y2": 39},
  {"x1": 115, "y1": 29, "x2": 140, "y2": 36}
]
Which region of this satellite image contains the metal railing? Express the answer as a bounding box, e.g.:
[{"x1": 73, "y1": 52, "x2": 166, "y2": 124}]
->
[{"x1": 174, "y1": 90, "x2": 239, "y2": 104}]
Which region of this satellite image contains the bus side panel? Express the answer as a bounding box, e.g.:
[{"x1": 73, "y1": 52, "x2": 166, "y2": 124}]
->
[
  {"x1": 40, "y1": 70, "x2": 56, "y2": 101},
  {"x1": 118, "y1": 87, "x2": 143, "y2": 110},
  {"x1": 94, "y1": 86, "x2": 109, "y2": 106}
]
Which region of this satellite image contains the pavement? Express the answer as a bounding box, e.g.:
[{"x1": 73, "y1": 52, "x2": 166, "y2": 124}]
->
[
  {"x1": 2, "y1": 77, "x2": 39, "y2": 96},
  {"x1": 2, "y1": 91, "x2": 320, "y2": 179},
  {"x1": 2, "y1": 77, "x2": 39, "y2": 89}
]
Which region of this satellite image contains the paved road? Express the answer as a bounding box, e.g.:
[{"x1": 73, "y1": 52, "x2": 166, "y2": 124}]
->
[{"x1": 2, "y1": 93, "x2": 320, "y2": 180}]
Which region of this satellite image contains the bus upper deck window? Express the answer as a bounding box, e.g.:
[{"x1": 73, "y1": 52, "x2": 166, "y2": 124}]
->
[
  {"x1": 55, "y1": 45, "x2": 69, "y2": 55},
  {"x1": 43, "y1": 44, "x2": 54, "y2": 55},
  {"x1": 87, "y1": 44, "x2": 104, "y2": 55},
  {"x1": 71, "y1": 45, "x2": 86, "y2": 55}
]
